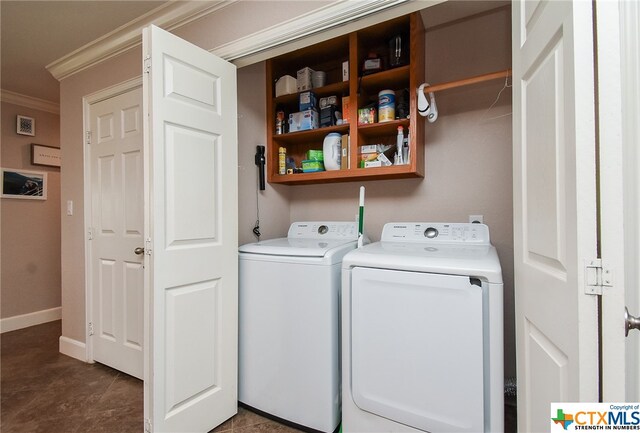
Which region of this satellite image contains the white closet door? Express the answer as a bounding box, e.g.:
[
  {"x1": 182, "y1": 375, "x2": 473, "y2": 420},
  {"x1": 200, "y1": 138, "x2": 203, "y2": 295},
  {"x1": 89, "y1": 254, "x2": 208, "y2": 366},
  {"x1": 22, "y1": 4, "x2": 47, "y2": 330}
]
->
[{"x1": 142, "y1": 25, "x2": 238, "y2": 433}]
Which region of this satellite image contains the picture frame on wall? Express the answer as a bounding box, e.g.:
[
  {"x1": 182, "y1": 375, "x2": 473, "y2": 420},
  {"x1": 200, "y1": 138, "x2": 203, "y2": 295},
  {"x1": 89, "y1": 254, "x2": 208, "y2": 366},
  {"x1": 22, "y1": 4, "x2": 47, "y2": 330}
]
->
[
  {"x1": 1, "y1": 168, "x2": 47, "y2": 200},
  {"x1": 31, "y1": 144, "x2": 61, "y2": 167},
  {"x1": 16, "y1": 115, "x2": 35, "y2": 136}
]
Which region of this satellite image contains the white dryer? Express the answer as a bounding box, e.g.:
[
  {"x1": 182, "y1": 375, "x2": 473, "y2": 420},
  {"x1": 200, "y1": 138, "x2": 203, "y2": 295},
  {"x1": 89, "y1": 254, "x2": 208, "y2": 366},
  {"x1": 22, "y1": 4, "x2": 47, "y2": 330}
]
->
[
  {"x1": 239, "y1": 221, "x2": 358, "y2": 433},
  {"x1": 341, "y1": 222, "x2": 503, "y2": 433}
]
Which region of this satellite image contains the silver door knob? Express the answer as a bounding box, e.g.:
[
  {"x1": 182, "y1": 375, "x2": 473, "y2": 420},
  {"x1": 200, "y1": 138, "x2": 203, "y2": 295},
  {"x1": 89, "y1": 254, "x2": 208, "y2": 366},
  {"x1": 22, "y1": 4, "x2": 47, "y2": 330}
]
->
[
  {"x1": 134, "y1": 247, "x2": 145, "y2": 255},
  {"x1": 625, "y1": 307, "x2": 640, "y2": 337}
]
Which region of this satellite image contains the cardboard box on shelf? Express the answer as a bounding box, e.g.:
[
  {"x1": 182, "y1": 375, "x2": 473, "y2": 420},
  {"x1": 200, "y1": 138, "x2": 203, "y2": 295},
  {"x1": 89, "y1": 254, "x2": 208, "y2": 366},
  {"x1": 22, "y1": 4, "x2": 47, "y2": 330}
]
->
[
  {"x1": 289, "y1": 109, "x2": 319, "y2": 132},
  {"x1": 299, "y1": 91, "x2": 317, "y2": 111},
  {"x1": 342, "y1": 96, "x2": 351, "y2": 124},
  {"x1": 275, "y1": 75, "x2": 296, "y2": 97},
  {"x1": 297, "y1": 67, "x2": 315, "y2": 92}
]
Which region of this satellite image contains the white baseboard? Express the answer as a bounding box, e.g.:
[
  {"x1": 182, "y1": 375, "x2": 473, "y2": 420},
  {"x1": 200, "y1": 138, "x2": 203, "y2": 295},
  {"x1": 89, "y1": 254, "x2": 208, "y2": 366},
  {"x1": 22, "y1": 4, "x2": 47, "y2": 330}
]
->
[
  {"x1": 59, "y1": 336, "x2": 87, "y2": 362},
  {"x1": 0, "y1": 306, "x2": 62, "y2": 333}
]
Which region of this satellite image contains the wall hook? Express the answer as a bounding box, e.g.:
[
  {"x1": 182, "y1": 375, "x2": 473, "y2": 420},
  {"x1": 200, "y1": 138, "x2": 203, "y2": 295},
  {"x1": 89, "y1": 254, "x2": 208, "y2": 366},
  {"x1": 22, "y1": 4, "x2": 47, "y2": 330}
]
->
[{"x1": 417, "y1": 83, "x2": 438, "y2": 123}]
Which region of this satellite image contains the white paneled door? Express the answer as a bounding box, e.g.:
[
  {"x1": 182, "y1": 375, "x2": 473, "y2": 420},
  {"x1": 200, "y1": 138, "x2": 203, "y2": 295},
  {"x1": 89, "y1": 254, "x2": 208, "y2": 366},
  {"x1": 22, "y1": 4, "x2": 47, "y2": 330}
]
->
[
  {"x1": 142, "y1": 25, "x2": 238, "y2": 433},
  {"x1": 89, "y1": 86, "x2": 144, "y2": 380},
  {"x1": 512, "y1": 1, "x2": 599, "y2": 431}
]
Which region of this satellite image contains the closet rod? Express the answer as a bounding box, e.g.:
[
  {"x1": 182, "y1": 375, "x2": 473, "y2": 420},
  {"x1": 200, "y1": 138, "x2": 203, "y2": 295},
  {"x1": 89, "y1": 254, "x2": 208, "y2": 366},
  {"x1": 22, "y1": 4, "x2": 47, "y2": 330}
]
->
[{"x1": 423, "y1": 69, "x2": 511, "y2": 93}]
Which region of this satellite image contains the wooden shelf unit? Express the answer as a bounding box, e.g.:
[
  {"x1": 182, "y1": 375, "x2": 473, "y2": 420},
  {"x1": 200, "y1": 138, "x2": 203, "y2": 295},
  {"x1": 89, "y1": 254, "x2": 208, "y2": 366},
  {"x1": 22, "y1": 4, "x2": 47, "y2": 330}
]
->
[{"x1": 266, "y1": 13, "x2": 425, "y2": 185}]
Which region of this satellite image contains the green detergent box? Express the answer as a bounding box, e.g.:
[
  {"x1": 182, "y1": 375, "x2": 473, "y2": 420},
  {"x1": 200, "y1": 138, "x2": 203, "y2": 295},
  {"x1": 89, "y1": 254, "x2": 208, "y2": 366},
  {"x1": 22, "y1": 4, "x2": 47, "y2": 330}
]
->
[
  {"x1": 306, "y1": 149, "x2": 323, "y2": 161},
  {"x1": 302, "y1": 159, "x2": 325, "y2": 172}
]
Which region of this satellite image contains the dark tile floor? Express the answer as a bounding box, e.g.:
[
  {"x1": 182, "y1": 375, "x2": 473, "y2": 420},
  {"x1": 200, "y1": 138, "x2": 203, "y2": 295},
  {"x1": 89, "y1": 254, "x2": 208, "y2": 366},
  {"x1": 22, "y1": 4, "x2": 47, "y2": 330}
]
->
[
  {"x1": 1, "y1": 320, "x2": 516, "y2": 433},
  {"x1": 0, "y1": 320, "x2": 302, "y2": 433}
]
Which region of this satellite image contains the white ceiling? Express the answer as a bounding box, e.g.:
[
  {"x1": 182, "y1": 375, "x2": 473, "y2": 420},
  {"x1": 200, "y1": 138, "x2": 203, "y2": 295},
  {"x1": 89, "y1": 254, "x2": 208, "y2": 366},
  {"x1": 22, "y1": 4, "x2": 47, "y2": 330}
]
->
[{"x1": 1, "y1": 1, "x2": 166, "y2": 103}]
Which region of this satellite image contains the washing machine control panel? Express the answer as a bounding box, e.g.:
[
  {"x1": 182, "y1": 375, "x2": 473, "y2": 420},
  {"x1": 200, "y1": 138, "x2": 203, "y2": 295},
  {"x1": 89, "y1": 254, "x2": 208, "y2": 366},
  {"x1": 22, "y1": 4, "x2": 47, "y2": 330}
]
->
[
  {"x1": 288, "y1": 222, "x2": 358, "y2": 240},
  {"x1": 381, "y1": 223, "x2": 490, "y2": 244}
]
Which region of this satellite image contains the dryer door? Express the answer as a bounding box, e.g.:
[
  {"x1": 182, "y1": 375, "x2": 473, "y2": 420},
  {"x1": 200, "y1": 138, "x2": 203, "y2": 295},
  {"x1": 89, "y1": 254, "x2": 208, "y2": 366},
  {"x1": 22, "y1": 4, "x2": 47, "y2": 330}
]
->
[{"x1": 350, "y1": 267, "x2": 484, "y2": 432}]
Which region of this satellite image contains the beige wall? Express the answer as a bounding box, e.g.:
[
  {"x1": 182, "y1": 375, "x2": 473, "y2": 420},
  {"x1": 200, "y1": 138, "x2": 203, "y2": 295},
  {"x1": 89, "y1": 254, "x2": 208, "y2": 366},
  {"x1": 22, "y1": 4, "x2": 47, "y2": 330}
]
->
[
  {"x1": 58, "y1": 1, "x2": 326, "y2": 342},
  {"x1": 237, "y1": 62, "x2": 291, "y2": 246},
  {"x1": 1, "y1": 102, "x2": 61, "y2": 319},
  {"x1": 59, "y1": 2, "x2": 515, "y2": 379},
  {"x1": 287, "y1": 6, "x2": 516, "y2": 377},
  {"x1": 59, "y1": 48, "x2": 141, "y2": 343}
]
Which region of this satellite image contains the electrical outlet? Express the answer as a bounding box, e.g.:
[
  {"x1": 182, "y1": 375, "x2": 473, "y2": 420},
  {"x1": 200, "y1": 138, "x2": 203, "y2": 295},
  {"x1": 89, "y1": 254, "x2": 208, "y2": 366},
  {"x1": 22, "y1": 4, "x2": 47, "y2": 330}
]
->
[{"x1": 469, "y1": 214, "x2": 483, "y2": 224}]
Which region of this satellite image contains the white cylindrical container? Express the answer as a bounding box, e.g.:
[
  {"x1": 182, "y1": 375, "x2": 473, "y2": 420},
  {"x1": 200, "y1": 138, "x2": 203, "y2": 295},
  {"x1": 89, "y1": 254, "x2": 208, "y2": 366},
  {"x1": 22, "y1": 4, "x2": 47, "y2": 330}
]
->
[
  {"x1": 378, "y1": 90, "x2": 395, "y2": 123},
  {"x1": 322, "y1": 133, "x2": 341, "y2": 171}
]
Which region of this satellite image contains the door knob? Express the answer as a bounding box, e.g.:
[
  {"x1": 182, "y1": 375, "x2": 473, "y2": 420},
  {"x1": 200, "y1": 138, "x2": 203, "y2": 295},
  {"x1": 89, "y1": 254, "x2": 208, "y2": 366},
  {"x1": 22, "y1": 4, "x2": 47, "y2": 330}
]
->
[
  {"x1": 134, "y1": 247, "x2": 145, "y2": 255},
  {"x1": 625, "y1": 307, "x2": 640, "y2": 337}
]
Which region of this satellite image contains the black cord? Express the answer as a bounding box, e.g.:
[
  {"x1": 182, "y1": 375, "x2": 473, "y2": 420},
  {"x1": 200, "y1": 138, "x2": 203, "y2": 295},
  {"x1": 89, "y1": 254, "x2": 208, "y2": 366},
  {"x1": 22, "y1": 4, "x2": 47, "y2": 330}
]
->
[{"x1": 253, "y1": 179, "x2": 261, "y2": 240}]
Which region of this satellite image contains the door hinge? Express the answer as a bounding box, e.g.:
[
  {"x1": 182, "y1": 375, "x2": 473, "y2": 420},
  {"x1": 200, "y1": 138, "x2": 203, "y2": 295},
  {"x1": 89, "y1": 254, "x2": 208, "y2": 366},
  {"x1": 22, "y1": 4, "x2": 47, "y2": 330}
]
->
[
  {"x1": 86, "y1": 131, "x2": 91, "y2": 145},
  {"x1": 88, "y1": 227, "x2": 94, "y2": 240},
  {"x1": 88, "y1": 322, "x2": 94, "y2": 336},
  {"x1": 144, "y1": 55, "x2": 151, "y2": 74},
  {"x1": 584, "y1": 259, "x2": 613, "y2": 295},
  {"x1": 145, "y1": 238, "x2": 153, "y2": 256},
  {"x1": 144, "y1": 418, "x2": 152, "y2": 432}
]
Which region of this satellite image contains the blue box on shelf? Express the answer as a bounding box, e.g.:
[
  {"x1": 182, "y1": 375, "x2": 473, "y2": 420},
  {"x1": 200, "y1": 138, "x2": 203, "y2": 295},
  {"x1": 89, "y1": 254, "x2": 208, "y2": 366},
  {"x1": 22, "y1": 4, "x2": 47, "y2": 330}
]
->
[
  {"x1": 289, "y1": 109, "x2": 319, "y2": 132},
  {"x1": 299, "y1": 91, "x2": 317, "y2": 111}
]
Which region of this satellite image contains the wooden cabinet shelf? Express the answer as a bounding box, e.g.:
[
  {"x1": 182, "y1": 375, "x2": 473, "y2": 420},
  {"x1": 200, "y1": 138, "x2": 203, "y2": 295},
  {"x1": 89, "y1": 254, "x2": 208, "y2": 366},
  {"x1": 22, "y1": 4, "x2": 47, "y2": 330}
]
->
[
  {"x1": 360, "y1": 65, "x2": 410, "y2": 89},
  {"x1": 266, "y1": 13, "x2": 424, "y2": 185},
  {"x1": 271, "y1": 164, "x2": 421, "y2": 185},
  {"x1": 357, "y1": 119, "x2": 410, "y2": 138},
  {"x1": 274, "y1": 81, "x2": 349, "y2": 105},
  {"x1": 272, "y1": 124, "x2": 349, "y2": 144}
]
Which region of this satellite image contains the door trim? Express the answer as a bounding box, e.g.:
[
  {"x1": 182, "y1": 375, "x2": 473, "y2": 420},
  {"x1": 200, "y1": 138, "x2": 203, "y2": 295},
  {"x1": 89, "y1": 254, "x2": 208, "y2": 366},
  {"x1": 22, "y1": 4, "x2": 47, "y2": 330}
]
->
[
  {"x1": 620, "y1": 0, "x2": 640, "y2": 400},
  {"x1": 596, "y1": 0, "x2": 625, "y2": 400},
  {"x1": 82, "y1": 76, "x2": 143, "y2": 362}
]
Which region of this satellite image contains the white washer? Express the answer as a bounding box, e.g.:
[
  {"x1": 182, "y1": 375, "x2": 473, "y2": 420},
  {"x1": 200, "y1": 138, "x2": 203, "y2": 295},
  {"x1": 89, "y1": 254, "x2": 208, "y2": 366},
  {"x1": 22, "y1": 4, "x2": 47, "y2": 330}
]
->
[
  {"x1": 239, "y1": 221, "x2": 358, "y2": 433},
  {"x1": 341, "y1": 222, "x2": 503, "y2": 433}
]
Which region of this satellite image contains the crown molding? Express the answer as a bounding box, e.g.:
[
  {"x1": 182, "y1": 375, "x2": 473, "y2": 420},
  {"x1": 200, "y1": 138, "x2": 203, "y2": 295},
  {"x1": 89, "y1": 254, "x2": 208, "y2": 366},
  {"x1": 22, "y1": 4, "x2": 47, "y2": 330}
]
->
[
  {"x1": 46, "y1": 0, "x2": 433, "y2": 82},
  {"x1": 46, "y1": 1, "x2": 234, "y2": 81},
  {"x1": 211, "y1": 0, "x2": 426, "y2": 65},
  {"x1": 0, "y1": 89, "x2": 60, "y2": 114}
]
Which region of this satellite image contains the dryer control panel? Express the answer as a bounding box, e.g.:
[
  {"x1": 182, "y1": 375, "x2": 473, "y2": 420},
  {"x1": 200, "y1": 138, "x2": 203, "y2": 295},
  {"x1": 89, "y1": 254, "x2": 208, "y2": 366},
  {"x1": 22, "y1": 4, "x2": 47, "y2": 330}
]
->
[
  {"x1": 288, "y1": 222, "x2": 358, "y2": 240},
  {"x1": 381, "y1": 222, "x2": 490, "y2": 244}
]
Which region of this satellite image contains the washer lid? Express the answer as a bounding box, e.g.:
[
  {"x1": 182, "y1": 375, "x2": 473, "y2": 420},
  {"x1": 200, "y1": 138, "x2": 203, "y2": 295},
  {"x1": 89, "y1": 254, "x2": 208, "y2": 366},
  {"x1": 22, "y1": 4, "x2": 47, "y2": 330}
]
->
[
  {"x1": 239, "y1": 237, "x2": 357, "y2": 257},
  {"x1": 239, "y1": 221, "x2": 359, "y2": 258},
  {"x1": 342, "y1": 240, "x2": 503, "y2": 283}
]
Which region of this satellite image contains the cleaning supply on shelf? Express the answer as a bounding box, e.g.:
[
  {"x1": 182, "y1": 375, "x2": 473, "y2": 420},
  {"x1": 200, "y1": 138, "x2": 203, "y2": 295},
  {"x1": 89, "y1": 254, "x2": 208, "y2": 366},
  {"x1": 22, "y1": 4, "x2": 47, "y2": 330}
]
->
[
  {"x1": 302, "y1": 160, "x2": 325, "y2": 172},
  {"x1": 323, "y1": 133, "x2": 342, "y2": 171},
  {"x1": 378, "y1": 89, "x2": 395, "y2": 123},
  {"x1": 396, "y1": 126, "x2": 404, "y2": 165},
  {"x1": 278, "y1": 147, "x2": 286, "y2": 175},
  {"x1": 275, "y1": 108, "x2": 286, "y2": 134},
  {"x1": 403, "y1": 128, "x2": 410, "y2": 164},
  {"x1": 306, "y1": 149, "x2": 324, "y2": 161}
]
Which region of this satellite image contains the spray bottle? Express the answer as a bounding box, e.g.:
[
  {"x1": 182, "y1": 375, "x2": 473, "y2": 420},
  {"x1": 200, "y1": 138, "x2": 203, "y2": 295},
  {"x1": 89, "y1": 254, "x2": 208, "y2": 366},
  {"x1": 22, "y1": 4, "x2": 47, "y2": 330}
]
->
[{"x1": 396, "y1": 126, "x2": 404, "y2": 165}]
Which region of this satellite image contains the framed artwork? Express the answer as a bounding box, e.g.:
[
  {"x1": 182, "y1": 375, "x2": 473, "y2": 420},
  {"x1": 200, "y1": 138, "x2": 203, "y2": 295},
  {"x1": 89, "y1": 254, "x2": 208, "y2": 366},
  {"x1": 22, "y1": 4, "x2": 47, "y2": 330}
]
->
[
  {"x1": 31, "y1": 144, "x2": 61, "y2": 167},
  {"x1": 17, "y1": 115, "x2": 35, "y2": 136},
  {"x1": 1, "y1": 168, "x2": 47, "y2": 200}
]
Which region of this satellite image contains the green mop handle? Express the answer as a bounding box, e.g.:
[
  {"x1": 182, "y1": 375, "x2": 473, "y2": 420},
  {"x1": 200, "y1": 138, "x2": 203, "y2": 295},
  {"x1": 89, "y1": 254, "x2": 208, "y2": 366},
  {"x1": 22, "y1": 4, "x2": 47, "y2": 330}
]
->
[{"x1": 358, "y1": 186, "x2": 364, "y2": 248}]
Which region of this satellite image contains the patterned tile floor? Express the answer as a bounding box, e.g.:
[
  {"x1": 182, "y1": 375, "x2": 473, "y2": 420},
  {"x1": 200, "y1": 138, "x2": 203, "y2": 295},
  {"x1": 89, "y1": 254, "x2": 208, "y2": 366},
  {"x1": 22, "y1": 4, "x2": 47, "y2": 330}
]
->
[{"x1": 1, "y1": 320, "x2": 516, "y2": 432}]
